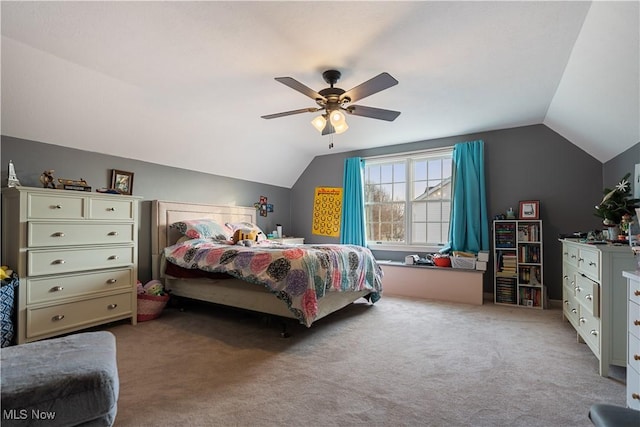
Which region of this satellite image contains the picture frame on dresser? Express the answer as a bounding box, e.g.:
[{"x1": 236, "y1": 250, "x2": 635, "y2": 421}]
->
[
  {"x1": 111, "y1": 169, "x2": 134, "y2": 195},
  {"x1": 519, "y1": 200, "x2": 539, "y2": 220}
]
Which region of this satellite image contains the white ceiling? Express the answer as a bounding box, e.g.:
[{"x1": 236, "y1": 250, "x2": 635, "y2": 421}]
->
[{"x1": 1, "y1": 1, "x2": 638, "y2": 188}]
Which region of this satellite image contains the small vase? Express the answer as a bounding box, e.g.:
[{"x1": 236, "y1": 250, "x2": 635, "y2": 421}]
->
[{"x1": 606, "y1": 225, "x2": 620, "y2": 240}]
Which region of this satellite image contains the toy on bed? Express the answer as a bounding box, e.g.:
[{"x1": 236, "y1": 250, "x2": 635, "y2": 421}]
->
[{"x1": 232, "y1": 228, "x2": 263, "y2": 246}]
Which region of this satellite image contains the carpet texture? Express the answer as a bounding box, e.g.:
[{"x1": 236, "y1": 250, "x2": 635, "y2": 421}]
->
[{"x1": 107, "y1": 296, "x2": 626, "y2": 426}]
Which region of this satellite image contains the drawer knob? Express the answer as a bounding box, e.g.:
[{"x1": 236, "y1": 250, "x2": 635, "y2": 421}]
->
[
  {"x1": 585, "y1": 294, "x2": 592, "y2": 301},
  {"x1": 106, "y1": 279, "x2": 117, "y2": 284},
  {"x1": 107, "y1": 304, "x2": 118, "y2": 310},
  {"x1": 633, "y1": 393, "x2": 640, "y2": 401},
  {"x1": 634, "y1": 354, "x2": 640, "y2": 361},
  {"x1": 634, "y1": 290, "x2": 640, "y2": 296},
  {"x1": 107, "y1": 231, "x2": 119, "y2": 236},
  {"x1": 571, "y1": 308, "x2": 577, "y2": 314},
  {"x1": 575, "y1": 286, "x2": 582, "y2": 293},
  {"x1": 107, "y1": 207, "x2": 116, "y2": 211},
  {"x1": 51, "y1": 314, "x2": 65, "y2": 321},
  {"x1": 590, "y1": 329, "x2": 598, "y2": 336},
  {"x1": 571, "y1": 254, "x2": 576, "y2": 259},
  {"x1": 563, "y1": 275, "x2": 568, "y2": 280},
  {"x1": 588, "y1": 261, "x2": 596, "y2": 266},
  {"x1": 578, "y1": 257, "x2": 584, "y2": 262},
  {"x1": 53, "y1": 204, "x2": 62, "y2": 209},
  {"x1": 564, "y1": 300, "x2": 569, "y2": 305},
  {"x1": 108, "y1": 255, "x2": 119, "y2": 260},
  {"x1": 579, "y1": 317, "x2": 586, "y2": 324},
  {"x1": 52, "y1": 259, "x2": 65, "y2": 265},
  {"x1": 52, "y1": 232, "x2": 65, "y2": 237},
  {"x1": 634, "y1": 320, "x2": 640, "y2": 326},
  {"x1": 50, "y1": 286, "x2": 64, "y2": 292}
]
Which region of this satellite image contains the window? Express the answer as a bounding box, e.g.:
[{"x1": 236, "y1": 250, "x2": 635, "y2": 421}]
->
[{"x1": 364, "y1": 148, "x2": 453, "y2": 251}]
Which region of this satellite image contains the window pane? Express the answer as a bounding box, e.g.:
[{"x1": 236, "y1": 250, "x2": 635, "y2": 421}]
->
[
  {"x1": 393, "y1": 163, "x2": 406, "y2": 182},
  {"x1": 427, "y1": 159, "x2": 442, "y2": 180},
  {"x1": 368, "y1": 164, "x2": 380, "y2": 184},
  {"x1": 413, "y1": 181, "x2": 427, "y2": 200},
  {"x1": 412, "y1": 202, "x2": 426, "y2": 221},
  {"x1": 380, "y1": 164, "x2": 393, "y2": 183},
  {"x1": 427, "y1": 202, "x2": 441, "y2": 221},
  {"x1": 392, "y1": 183, "x2": 405, "y2": 201},
  {"x1": 414, "y1": 160, "x2": 427, "y2": 181},
  {"x1": 427, "y1": 222, "x2": 441, "y2": 243},
  {"x1": 412, "y1": 222, "x2": 426, "y2": 243}
]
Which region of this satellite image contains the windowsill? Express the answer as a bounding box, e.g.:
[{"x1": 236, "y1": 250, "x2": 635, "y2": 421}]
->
[{"x1": 368, "y1": 243, "x2": 446, "y2": 253}]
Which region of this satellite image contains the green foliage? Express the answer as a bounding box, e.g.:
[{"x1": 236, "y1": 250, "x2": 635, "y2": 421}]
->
[{"x1": 594, "y1": 172, "x2": 640, "y2": 225}]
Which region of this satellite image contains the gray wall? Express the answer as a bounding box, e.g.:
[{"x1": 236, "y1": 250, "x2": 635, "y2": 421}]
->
[
  {"x1": 291, "y1": 124, "x2": 638, "y2": 300},
  {"x1": 3, "y1": 130, "x2": 638, "y2": 300},
  {"x1": 1, "y1": 136, "x2": 291, "y2": 283}
]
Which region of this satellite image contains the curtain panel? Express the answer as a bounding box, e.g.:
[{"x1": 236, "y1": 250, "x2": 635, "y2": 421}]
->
[{"x1": 340, "y1": 157, "x2": 367, "y2": 246}]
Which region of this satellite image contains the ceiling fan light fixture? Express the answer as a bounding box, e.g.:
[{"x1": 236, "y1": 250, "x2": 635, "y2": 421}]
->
[
  {"x1": 334, "y1": 121, "x2": 349, "y2": 134},
  {"x1": 329, "y1": 110, "x2": 346, "y2": 126},
  {"x1": 311, "y1": 115, "x2": 327, "y2": 132}
]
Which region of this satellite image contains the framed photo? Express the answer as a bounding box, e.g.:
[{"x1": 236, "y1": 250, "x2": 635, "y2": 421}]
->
[
  {"x1": 519, "y1": 200, "x2": 540, "y2": 220},
  {"x1": 110, "y1": 169, "x2": 134, "y2": 195}
]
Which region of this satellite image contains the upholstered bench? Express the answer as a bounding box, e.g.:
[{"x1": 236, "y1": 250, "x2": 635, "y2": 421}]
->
[{"x1": 0, "y1": 331, "x2": 119, "y2": 427}]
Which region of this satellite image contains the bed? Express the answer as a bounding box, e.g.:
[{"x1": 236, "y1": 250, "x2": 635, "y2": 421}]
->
[{"x1": 151, "y1": 200, "x2": 382, "y2": 327}]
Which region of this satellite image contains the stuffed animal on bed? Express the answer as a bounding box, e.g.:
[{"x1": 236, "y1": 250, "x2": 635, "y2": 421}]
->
[{"x1": 232, "y1": 228, "x2": 263, "y2": 246}]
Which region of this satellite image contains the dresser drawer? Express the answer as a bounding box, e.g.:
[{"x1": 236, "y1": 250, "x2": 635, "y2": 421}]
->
[
  {"x1": 563, "y1": 285, "x2": 579, "y2": 327},
  {"x1": 27, "y1": 268, "x2": 133, "y2": 304},
  {"x1": 575, "y1": 274, "x2": 599, "y2": 317},
  {"x1": 90, "y1": 198, "x2": 135, "y2": 220},
  {"x1": 26, "y1": 292, "x2": 132, "y2": 339},
  {"x1": 629, "y1": 332, "x2": 640, "y2": 378},
  {"x1": 631, "y1": 280, "x2": 640, "y2": 306},
  {"x1": 628, "y1": 355, "x2": 640, "y2": 410},
  {"x1": 27, "y1": 193, "x2": 85, "y2": 219},
  {"x1": 28, "y1": 222, "x2": 135, "y2": 247},
  {"x1": 28, "y1": 246, "x2": 134, "y2": 276},
  {"x1": 578, "y1": 310, "x2": 600, "y2": 353},
  {"x1": 629, "y1": 300, "x2": 640, "y2": 340},
  {"x1": 578, "y1": 248, "x2": 600, "y2": 282},
  {"x1": 563, "y1": 244, "x2": 580, "y2": 268}
]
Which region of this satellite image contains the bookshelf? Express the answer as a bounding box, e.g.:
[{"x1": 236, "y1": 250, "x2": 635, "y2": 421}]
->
[{"x1": 493, "y1": 220, "x2": 544, "y2": 309}]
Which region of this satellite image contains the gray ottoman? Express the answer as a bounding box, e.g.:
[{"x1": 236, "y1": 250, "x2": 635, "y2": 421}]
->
[{"x1": 1, "y1": 331, "x2": 119, "y2": 427}]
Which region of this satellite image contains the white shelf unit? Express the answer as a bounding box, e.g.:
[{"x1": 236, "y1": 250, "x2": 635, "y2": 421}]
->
[{"x1": 493, "y1": 220, "x2": 544, "y2": 309}]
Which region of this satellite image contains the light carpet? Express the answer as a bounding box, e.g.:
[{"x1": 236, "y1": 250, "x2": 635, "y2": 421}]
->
[{"x1": 106, "y1": 296, "x2": 626, "y2": 426}]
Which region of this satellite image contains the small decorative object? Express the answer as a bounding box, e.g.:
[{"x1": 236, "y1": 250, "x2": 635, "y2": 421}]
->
[
  {"x1": 39, "y1": 170, "x2": 56, "y2": 189},
  {"x1": 519, "y1": 200, "x2": 540, "y2": 220},
  {"x1": 58, "y1": 178, "x2": 91, "y2": 192},
  {"x1": 110, "y1": 169, "x2": 134, "y2": 195},
  {"x1": 594, "y1": 173, "x2": 640, "y2": 234},
  {"x1": 506, "y1": 207, "x2": 515, "y2": 219},
  {"x1": 254, "y1": 196, "x2": 270, "y2": 217},
  {"x1": 7, "y1": 160, "x2": 20, "y2": 187}
]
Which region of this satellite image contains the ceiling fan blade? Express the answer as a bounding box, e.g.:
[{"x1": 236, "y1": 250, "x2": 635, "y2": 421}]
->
[
  {"x1": 341, "y1": 72, "x2": 398, "y2": 103},
  {"x1": 346, "y1": 105, "x2": 401, "y2": 121},
  {"x1": 275, "y1": 77, "x2": 326, "y2": 101},
  {"x1": 261, "y1": 107, "x2": 320, "y2": 119}
]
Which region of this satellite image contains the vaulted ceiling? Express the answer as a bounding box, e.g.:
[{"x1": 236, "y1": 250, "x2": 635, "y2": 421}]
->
[{"x1": 2, "y1": 1, "x2": 638, "y2": 188}]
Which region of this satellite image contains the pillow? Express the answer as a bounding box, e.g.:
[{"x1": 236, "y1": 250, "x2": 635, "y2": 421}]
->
[
  {"x1": 170, "y1": 219, "x2": 232, "y2": 240},
  {"x1": 225, "y1": 222, "x2": 267, "y2": 241}
]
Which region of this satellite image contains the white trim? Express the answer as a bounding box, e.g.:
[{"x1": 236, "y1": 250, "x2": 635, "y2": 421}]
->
[
  {"x1": 364, "y1": 146, "x2": 453, "y2": 163},
  {"x1": 368, "y1": 242, "x2": 446, "y2": 253}
]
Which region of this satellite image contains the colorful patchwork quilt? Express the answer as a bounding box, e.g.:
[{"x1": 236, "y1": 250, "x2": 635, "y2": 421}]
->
[{"x1": 163, "y1": 240, "x2": 383, "y2": 326}]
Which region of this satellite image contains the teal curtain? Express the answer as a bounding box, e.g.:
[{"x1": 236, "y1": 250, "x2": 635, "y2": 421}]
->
[
  {"x1": 446, "y1": 140, "x2": 489, "y2": 253},
  {"x1": 340, "y1": 157, "x2": 367, "y2": 246}
]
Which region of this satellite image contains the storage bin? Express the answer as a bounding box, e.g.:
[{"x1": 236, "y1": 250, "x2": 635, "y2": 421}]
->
[
  {"x1": 137, "y1": 293, "x2": 170, "y2": 322},
  {"x1": 1, "y1": 273, "x2": 19, "y2": 347}
]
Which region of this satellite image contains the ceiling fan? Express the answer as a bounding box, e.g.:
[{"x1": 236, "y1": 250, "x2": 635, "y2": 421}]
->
[{"x1": 261, "y1": 69, "x2": 401, "y2": 136}]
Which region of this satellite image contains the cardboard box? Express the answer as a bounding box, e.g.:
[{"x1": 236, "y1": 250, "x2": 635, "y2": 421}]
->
[
  {"x1": 475, "y1": 260, "x2": 488, "y2": 271},
  {"x1": 477, "y1": 251, "x2": 489, "y2": 262}
]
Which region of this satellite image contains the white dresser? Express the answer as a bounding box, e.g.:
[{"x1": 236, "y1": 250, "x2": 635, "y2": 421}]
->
[
  {"x1": 623, "y1": 270, "x2": 640, "y2": 410},
  {"x1": 560, "y1": 239, "x2": 636, "y2": 377},
  {"x1": 2, "y1": 186, "x2": 140, "y2": 344}
]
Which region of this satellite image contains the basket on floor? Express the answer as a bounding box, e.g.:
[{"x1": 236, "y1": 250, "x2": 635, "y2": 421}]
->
[{"x1": 137, "y1": 293, "x2": 170, "y2": 322}]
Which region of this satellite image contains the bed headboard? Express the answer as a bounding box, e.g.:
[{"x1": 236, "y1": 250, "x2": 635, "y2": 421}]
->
[{"x1": 151, "y1": 200, "x2": 256, "y2": 279}]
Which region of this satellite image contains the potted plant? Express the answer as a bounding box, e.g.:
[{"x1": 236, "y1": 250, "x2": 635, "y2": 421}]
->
[{"x1": 594, "y1": 172, "x2": 640, "y2": 239}]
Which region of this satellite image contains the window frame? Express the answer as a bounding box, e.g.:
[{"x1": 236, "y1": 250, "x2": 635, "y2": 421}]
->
[{"x1": 364, "y1": 147, "x2": 453, "y2": 253}]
